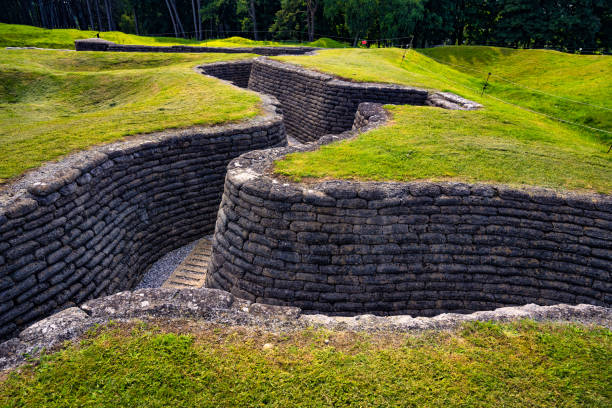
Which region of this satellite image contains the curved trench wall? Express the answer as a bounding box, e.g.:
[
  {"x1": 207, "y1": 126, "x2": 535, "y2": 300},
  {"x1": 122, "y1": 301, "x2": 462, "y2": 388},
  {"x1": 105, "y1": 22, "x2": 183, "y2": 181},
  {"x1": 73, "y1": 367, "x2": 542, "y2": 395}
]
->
[
  {"x1": 75, "y1": 39, "x2": 318, "y2": 56},
  {"x1": 0, "y1": 96, "x2": 286, "y2": 339},
  {"x1": 249, "y1": 58, "x2": 428, "y2": 143},
  {"x1": 199, "y1": 60, "x2": 253, "y2": 89},
  {"x1": 207, "y1": 103, "x2": 612, "y2": 316},
  {"x1": 248, "y1": 58, "x2": 481, "y2": 143},
  {"x1": 200, "y1": 58, "x2": 481, "y2": 144}
]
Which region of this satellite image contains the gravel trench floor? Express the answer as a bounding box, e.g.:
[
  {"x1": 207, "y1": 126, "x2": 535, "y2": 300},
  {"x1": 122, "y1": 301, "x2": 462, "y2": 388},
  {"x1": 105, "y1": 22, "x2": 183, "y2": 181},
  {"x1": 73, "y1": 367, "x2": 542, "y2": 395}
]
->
[{"x1": 136, "y1": 240, "x2": 200, "y2": 289}]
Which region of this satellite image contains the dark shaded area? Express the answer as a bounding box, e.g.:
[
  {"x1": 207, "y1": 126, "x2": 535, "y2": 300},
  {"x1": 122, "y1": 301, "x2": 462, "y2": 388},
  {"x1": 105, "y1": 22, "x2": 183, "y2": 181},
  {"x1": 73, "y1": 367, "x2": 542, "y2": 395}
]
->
[{"x1": 3, "y1": 1, "x2": 611, "y2": 52}]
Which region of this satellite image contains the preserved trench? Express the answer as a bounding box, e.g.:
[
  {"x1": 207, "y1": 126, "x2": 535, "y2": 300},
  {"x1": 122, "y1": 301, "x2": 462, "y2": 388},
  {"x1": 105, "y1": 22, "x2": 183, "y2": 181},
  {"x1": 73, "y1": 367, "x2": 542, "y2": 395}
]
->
[
  {"x1": 203, "y1": 58, "x2": 611, "y2": 316},
  {"x1": 0, "y1": 52, "x2": 610, "y2": 344}
]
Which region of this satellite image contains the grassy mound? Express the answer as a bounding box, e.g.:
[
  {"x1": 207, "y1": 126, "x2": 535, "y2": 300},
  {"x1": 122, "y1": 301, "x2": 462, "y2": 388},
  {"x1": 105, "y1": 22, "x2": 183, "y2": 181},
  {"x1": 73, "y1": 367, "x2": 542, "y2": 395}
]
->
[
  {"x1": 274, "y1": 49, "x2": 612, "y2": 193},
  {"x1": 420, "y1": 46, "x2": 612, "y2": 133},
  {"x1": 0, "y1": 49, "x2": 259, "y2": 183},
  {"x1": 0, "y1": 23, "x2": 346, "y2": 50},
  {"x1": 0, "y1": 320, "x2": 609, "y2": 407}
]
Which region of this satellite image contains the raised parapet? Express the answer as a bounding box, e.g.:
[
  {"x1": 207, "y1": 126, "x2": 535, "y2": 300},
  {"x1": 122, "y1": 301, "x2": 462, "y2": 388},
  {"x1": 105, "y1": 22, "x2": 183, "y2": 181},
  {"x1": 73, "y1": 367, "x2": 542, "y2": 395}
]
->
[
  {"x1": 207, "y1": 103, "x2": 612, "y2": 316},
  {"x1": 74, "y1": 38, "x2": 115, "y2": 51}
]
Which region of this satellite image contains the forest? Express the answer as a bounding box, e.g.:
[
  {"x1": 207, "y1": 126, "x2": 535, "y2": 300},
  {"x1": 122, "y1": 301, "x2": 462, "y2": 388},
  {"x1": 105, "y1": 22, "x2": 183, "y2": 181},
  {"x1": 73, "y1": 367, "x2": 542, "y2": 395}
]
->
[{"x1": 4, "y1": 0, "x2": 612, "y2": 51}]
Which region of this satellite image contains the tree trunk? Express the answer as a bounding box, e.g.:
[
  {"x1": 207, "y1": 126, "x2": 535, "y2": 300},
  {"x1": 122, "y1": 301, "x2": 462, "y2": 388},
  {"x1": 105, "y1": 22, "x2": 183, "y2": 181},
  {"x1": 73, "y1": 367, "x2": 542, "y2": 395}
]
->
[
  {"x1": 133, "y1": 7, "x2": 139, "y2": 35},
  {"x1": 169, "y1": 0, "x2": 185, "y2": 38},
  {"x1": 165, "y1": 0, "x2": 179, "y2": 37},
  {"x1": 196, "y1": 0, "x2": 202, "y2": 40},
  {"x1": 85, "y1": 0, "x2": 94, "y2": 30},
  {"x1": 106, "y1": 0, "x2": 114, "y2": 31},
  {"x1": 38, "y1": 0, "x2": 47, "y2": 28},
  {"x1": 306, "y1": 0, "x2": 318, "y2": 42},
  {"x1": 49, "y1": 2, "x2": 56, "y2": 28},
  {"x1": 249, "y1": 0, "x2": 258, "y2": 41},
  {"x1": 191, "y1": 0, "x2": 198, "y2": 39},
  {"x1": 94, "y1": 0, "x2": 102, "y2": 31}
]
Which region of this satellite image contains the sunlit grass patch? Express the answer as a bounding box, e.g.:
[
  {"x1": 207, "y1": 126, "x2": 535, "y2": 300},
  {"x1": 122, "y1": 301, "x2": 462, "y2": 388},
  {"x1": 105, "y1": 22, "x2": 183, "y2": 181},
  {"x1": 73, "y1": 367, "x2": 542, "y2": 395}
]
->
[
  {"x1": 274, "y1": 48, "x2": 612, "y2": 192},
  {"x1": 0, "y1": 320, "x2": 610, "y2": 407},
  {"x1": 0, "y1": 49, "x2": 260, "y2": 183}
]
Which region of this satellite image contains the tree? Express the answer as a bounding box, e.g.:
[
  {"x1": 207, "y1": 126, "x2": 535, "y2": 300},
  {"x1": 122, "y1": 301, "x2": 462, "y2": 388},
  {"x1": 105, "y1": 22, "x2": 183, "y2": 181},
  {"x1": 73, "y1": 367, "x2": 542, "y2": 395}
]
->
[
  {"x1": 344, "y1": 0, "x2": 376, "y2": 46},
  {"x1": 165, "y1": 0, "x2": 185, "y2": 37},
  {"x1": 94, "y1": 0, "x2": 103, "y2": 31},
  {"x1": 85, "y1": 0, "x2": 94, "y2": 29},
  {"x1": 238, "y1": 0, "x2": 259, "y2": 40},
  {"x1": 494, "y1": 0, "x2": 547, "y2": 47},
  {"x1": 378, "y1": 0, "x2": 424, "y2": 43},
  {"x1": 192, "y1": 0, "x2": 203, "y2": 39},
  {"x1": 551, "y1": 0, "x2": 602, "y2": 50},
  {"x1": 463, "y1": 0, "x2": 500, "y2": 45},
  {"x1": 270, "y1": 0, "x2": 306, "y2": 40},
  {"x1": 201, "y1": 0, "x2": 241, "y2": 38},
  {"x1": 104, "y1": 0, "x2": 114, "y2": 31},
  {"x1": 306, "y1": 0, "x2": 318, "y2": 42}
]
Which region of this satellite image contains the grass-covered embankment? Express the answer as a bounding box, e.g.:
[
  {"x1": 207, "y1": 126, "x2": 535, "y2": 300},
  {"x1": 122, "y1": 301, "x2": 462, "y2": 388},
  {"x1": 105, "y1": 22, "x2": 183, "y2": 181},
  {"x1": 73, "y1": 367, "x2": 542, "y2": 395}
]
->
[
  {"x1": 0, "y1": 23, "x2": 346, "y2": 50},
  {"x1": 420, "y1": 46, "x2": 612, "y2": 133},
  {"x1": 274, "y1": 49, "x2": 612, "y2": 193},
  {"x1": 0, "y1": 320, "x2": 610, "y2": 407},
  {"x1": 0, "y1": 49, "x2": 259, "y2": 183}
]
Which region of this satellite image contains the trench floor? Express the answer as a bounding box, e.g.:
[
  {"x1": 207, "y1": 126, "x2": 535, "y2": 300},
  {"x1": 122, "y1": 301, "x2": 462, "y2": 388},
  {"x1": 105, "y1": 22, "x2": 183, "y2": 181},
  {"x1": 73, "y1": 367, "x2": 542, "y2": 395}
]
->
[{"x1": 162, "y1": 238, "x2": 212, "y2": 289}]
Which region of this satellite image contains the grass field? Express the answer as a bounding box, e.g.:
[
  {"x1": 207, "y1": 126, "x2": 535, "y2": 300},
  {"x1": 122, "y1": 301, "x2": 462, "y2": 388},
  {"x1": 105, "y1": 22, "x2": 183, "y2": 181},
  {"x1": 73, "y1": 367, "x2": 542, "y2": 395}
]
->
[
  {"x1": 420, "y1": 46, "x2": 612, "y2": 133},
  {"x1": 0, "y1": 320, "x2": 610, "y2": 407},
  {"x1": 274, "y1": 48, "x2": 612, "y2": 193},
  {"x1": 0, "y1": 23, "x2": 346, "y2": 50},
  {"x1": 0, "y1": 49, "x2": 259, "y2": 183},
  {"x1": 1, "y1": 27, "x2": 610, "y2": 192}
]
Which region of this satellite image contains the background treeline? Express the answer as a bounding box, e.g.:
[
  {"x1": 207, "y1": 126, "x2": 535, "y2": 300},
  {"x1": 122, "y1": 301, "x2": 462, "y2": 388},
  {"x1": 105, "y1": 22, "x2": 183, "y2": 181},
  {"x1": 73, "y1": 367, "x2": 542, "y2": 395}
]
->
[{"x1": 4, "y1": 0, "x2": 611, "y2": 51}]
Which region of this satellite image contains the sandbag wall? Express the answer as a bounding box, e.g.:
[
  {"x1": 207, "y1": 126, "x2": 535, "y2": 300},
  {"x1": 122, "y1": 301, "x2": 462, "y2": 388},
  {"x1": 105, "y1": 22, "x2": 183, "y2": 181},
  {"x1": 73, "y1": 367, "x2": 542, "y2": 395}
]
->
[
  {"x1": 207, "y1": 103, "x2": 612, "y2": 316},
  {"x1": 248, "y1": 58, "x2": 429, "y2": 143},
  {"x1": 74, "y1": 39, "x2": 318, "y2": 56},
  {"x1": 199, "y1": 60, "x2": 253, "y2": 89},
  {"x1": 0, "y1": 98, "x2": 286, "y2": 340}
]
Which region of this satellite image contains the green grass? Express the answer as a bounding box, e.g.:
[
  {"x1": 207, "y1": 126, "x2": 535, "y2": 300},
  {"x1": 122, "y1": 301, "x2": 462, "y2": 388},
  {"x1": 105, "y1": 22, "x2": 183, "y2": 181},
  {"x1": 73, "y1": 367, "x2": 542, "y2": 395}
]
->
[
  {"x1": 419, "y1": 46, "x2": 612, "y2": 133},
  {"x1": 274, "y1": 48, "x2": 612, "y2": 193},
  {"x1": 0, "y1": 23, "x2": 346, "y2": 50},
  {"x1": 0, "y1": 49, "x2": 260, "y2": 183},
  {"x1": 0, "y1": 320, "x2": 610, "y2": 407}
]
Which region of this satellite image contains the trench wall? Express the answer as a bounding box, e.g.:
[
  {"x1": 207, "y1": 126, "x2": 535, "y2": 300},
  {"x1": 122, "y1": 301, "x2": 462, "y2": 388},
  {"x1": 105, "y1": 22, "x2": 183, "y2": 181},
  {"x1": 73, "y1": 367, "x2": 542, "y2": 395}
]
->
[
  {"x1": 248, "y1": 58, "x2": 430, "y2": 143},
  {"x1": 200, "y1": 58, "x2": 481, "y2": 144},
  {"x1": 199, "y1": 60, "x2": 253, "y2": 88},
  {"x1": 0, "y1": 97, "x2": 286, "y2": 340},
  {"x1": 74, "y1": 39, "x2": 318, "y2": 56},
  {"x1": 207, "y1": 103, "x2": 612, "y2": 316}
]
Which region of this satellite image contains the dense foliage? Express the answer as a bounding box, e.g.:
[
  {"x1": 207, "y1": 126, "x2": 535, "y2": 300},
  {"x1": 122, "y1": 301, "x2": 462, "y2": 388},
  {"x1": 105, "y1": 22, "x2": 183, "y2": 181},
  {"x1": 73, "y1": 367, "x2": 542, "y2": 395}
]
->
[{"x1": 4, "y1": 0, "x2": 611, "y2": 51}]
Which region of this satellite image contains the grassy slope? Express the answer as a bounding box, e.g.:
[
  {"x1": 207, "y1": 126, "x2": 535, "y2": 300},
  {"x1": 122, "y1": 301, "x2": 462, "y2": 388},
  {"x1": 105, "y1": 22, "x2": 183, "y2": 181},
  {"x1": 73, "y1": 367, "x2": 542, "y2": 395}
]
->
[
  {"x1": 0, "y1": 49, "x2": 260, "y2": 182},
  {"x1": 0, "y1": 321, "x2": 610, "y2": 407},
  {"x1": 419, "y1": 46, "x2": 612, "y2": 133},
  {"x1": 274, "y1": 49, "x2": 612, "y2": 193},
  {"x1": 0, "y1": 23, "x2": 346, "y2": 49}
]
